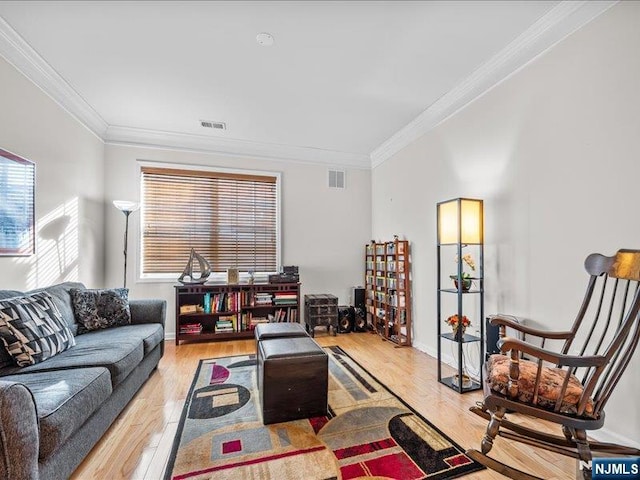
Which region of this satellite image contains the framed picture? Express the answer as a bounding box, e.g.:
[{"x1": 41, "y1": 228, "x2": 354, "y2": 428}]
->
[
  {"x1": 227, "y1": 267, "x2": 239, "y2": 284},
  {"x1": 0, "y1": 148, "x2": 35, "y2": 256}
]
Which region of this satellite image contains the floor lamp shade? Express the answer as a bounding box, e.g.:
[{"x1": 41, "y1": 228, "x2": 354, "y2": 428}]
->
[
  {"x1": 437, "y1": 198, "x2": 483, "y2": 245},
  {"x1": 113, "y1": 200, "x2": 140, "y2": 214}
]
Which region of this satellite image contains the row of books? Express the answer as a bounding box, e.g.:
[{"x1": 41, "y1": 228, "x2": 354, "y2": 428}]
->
[
  {"x1": 180, "y1": 308, "x2": 299, "y2": 335},
  {"x1": 254, "y1": 292, "x2": 273, "y2": 306},
  {"x1": 365, "y1": 243, "x2": 406, "y2": 255},
  {"x1": 204, "y1": 292, "x2": 242, "y2": 313},
  {"x1": 201, "y1": 291, "x2": 300, "y2": 312},
  {"x1": 267, "y1": 308, "x2": 297, "y2": 323},
  {"x1": 273, "y1": 291, "x2": 298, "y2": 306}
]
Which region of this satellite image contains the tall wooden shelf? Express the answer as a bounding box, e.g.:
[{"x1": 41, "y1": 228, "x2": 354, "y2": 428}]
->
[
  {"x1": 365, "y1": 236, "x2": 412, "y2": 346},
  {"x1": 174, "y1": 283, "x2": 300, "y2": 345}
]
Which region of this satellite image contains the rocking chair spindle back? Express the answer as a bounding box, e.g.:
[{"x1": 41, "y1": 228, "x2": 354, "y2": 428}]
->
[{"x1": 467, "y1": 249, "x2": 640, "y2": 480}]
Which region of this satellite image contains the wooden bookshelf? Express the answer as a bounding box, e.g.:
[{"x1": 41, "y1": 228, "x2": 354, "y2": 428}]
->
[
  {"x1": 365, "y1": 237, "x2": 412, "y2": 346},
  {"x1": 174, "y1": 283, "x2": 301, "y2": 345}
]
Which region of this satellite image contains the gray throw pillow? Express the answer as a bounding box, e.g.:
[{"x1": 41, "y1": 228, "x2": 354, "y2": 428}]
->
[
  {"x1": 0, "y1": 292, "x2": 76, "y2": 367},
  {"x1": 70, "y1": 288, "x2": 131, "y2": 334}
]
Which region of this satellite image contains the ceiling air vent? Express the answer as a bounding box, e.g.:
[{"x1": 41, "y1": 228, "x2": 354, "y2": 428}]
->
[
  {"x1": 328, "y1": 169, "x2": 345, "y2": 189},
  {"x1": 200, "y1": 120, "x2": 226, "y2": 130}
]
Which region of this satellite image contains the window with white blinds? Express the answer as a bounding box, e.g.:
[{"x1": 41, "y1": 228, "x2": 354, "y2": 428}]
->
[
  {"x1": 0, "y1": 148, "x2": 35, "y2": 256},
  {"x1": 140, "y1": 166, "x2": 278, "y2": 276}
]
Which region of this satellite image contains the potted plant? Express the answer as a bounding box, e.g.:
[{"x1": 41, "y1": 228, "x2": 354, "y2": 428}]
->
[
  {"x1": 450, "y1": 253, "x2": 476, "y2": 291},
  {"x1": 445, "y1": 314, "x2": 471, "y2": 337}
]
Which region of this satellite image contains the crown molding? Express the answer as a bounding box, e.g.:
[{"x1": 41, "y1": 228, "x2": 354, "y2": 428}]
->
[
  {"x1": 1, "y1": 1, "x2": 616, "y2": 169},
  {"x1": 0, "y1": 16, "x2": 108, "y2": 138},
  {"x1": 105, "y1": 125, "x2": 372, "y2": 169},
  {"x1": 0, "y1": 15, "x2": 368, "y2": 168},
  {"x1": 370, "y1": 0, "x2": 618, "y2": 168}
]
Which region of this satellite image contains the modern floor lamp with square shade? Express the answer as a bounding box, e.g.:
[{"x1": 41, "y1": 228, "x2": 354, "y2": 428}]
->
[
  {"x1": 113, "y1": 200, "x2": 140, "y2": 288},
  {"x1": 436, "y1": 197, "x2": 484, "y2": 393}
]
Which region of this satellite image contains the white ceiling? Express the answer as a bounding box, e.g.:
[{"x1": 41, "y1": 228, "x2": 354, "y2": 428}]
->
[{"x1": 0, "y1": 1, "x2": 615, "y2": 167}]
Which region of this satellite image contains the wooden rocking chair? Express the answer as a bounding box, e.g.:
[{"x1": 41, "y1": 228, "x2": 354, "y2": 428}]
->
[{"x1": 468, "y1": 249, "x2": 640, "y2": 480}]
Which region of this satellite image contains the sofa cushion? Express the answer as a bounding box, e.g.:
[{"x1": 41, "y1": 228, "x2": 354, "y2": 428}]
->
[
  {"x1": 0, "y1": 292, "x2": 76, "y2": 366},
  {"x1": 4, "y1": 367, "x2": 112, "y2": 460},
  {"x1": 118, "y1": 324, "x2": 164, "y2": 355},
  {"x1": 66, "y1": 323, "x2": 163, "y2": 355},
  {"x1": 0, "y1": 333, "x2": 142, "y2": 388},
  {"x1": 0, "y1": 290, "x2": 22, "y2": 300},
  {"x1": 28, "y1": 282, "x2": 85, "y2": 334},
  {"x1": 0, "y1": 290, "x2": 32, "y2": 368},
  {"x1": 70, "y1": 288, "x2": 131, "y2": 334},
  {"x1": 0, "y1": 324, "x2": 162, "y2": 387}
]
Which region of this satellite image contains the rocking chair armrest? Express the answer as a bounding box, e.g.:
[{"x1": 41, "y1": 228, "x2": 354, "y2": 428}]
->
[
  {"x1": 498, "y1": 337, "x2": 608, "y2": 368},
  {"x1": 490, "y1": 315, "x2": 573, "y2": 340}
]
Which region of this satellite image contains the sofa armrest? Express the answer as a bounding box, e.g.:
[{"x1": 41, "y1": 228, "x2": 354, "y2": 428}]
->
[
  {"x1": 130, "y1": 299, "x2": 166, "y2": 327},
  {"x1": 0, "y1": 381, "x2": 39, "y2": 480}
]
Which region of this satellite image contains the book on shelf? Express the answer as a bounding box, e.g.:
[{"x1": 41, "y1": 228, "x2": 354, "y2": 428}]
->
[
  {"x1": 253, "y1": 292, "x2": 273, "y2": 306},
  {"x1": 249, "y1": 315, "x2": 269, "y2": 330},
  {"x1": 179, "y1": 323, "x2": 203, "y2": 334},
  {"x1": 215, "y1": 315, "x2": 238, "y2": 332},
  {"x1": 179, "y1": 305, "x2": 199, "y2": 315}
]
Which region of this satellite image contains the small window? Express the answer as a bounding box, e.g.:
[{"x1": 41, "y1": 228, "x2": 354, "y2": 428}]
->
[
  {"x1": 140, "y1": 166, "x2": 279, "y2": 278},
  {"x1": 0, "y1": 148, "x2": 35, "y2": 256}
]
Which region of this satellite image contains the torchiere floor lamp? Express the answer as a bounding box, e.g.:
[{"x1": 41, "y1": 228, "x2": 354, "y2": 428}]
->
[{"x1": 113, "y1": 200, "x2": 140, "y2": 288}]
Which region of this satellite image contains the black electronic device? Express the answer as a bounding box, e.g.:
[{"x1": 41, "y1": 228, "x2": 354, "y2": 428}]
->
[
  {"x1": 353, "y1": 306, "x2": 367, "y2": 332},
  {"x1": 338, "y1": 306, "x2": 354, "y2": 333},
  {"x1": 485, "y1": 316, "x2": 501, "y2": 361},
  {"x1": 352, "y1": 287, "x2": 365, "y2": 310}
]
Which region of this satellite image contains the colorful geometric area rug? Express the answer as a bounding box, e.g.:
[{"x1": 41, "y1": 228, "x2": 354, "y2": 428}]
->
[{"x1": 165, "y1": 346, "x2": 484, "y2": 480}]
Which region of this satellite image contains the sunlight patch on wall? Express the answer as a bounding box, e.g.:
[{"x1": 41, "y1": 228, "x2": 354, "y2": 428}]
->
[{"x1": 14, "y1": 197, "x2": 80, "y2": 290}]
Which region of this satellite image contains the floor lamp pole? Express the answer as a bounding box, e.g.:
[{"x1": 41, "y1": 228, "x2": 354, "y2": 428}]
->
[
  {"x1": 122, "y1": 210, "x2": 131, "y2": 289},
  {"x1": 113, "y1": 200, "x2": 140, "y2": 290}
]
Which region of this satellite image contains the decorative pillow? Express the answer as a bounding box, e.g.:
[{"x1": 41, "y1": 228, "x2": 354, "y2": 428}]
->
[
  {"x1": 487, "y1": 354, "x2": 595, "y2": 418},
  {"x1": 70, "y1": 288, "x2": 131, "y2": 334},
  {"x1": 0, "y1": 292, "x2": 76, "y2": 367}
]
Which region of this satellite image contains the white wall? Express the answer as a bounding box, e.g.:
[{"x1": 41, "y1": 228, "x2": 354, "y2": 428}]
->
[
  {"x1": 372, "y1": 2, "x2": 640, "y2": 445},
  {"x1": 0, "y1": 56, "x2": 105, "y2": 291},
  {"x1": 104, "y1": 144, "x2": 371, "y2": 338}
]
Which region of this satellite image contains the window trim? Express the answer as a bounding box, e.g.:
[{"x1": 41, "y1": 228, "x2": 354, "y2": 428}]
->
[{"x1": 136, "y1": 160, "x2": 281, "y2": 283}]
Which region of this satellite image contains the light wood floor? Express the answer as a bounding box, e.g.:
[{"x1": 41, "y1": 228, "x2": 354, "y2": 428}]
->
[{"x1": 71, "y1": 332, "x2": 577, "y2": 480}]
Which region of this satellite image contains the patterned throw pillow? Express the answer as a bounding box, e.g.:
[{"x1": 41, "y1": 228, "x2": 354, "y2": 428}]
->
[
  {"x1": 0, "y1": 292, "x2": 76, "y2": 367},
  {"x1": 70, "y1": 288, "x2": 131, "y2": 334}
]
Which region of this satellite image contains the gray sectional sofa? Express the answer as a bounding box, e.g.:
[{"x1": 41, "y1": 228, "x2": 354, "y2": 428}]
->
[{"x1": 0, "y1": 282, "x2": 166, "y2": 480}]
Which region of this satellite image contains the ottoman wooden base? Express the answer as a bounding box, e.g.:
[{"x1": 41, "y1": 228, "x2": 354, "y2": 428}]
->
[{"x1": 257, "y1": 337, "x2": 328, "y2": 425}]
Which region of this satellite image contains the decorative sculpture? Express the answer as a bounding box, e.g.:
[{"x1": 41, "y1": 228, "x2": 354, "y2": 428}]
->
[{"x1": 178, "y1": 248, "x2": 212, "y2": 284}]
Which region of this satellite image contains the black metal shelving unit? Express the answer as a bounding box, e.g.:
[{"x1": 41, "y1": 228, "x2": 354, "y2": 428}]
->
[{"x1": 436, "y1": 198, "x2": 484, "y2": 393}]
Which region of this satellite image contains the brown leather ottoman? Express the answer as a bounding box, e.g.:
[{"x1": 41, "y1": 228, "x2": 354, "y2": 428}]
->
[
  {"x1": 257, "y1": 336, "x2": 328, "y2": 425},
  {"x1": 254, "y1": 322, "x2": 308, "y2": 347}
]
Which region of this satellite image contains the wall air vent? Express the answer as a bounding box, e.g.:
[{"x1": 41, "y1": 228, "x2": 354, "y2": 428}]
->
[
  {"x1": 200, "y1": 120, "x2": 226, "y2": 130},
  {"x1": 328, "y1": 169, "x2": 345, "y2": 189}
]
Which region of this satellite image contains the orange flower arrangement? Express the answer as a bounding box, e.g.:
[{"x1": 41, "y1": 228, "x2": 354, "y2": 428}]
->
[{"x1": 445, "y1": 314, "x2": 471, "y2": 328}]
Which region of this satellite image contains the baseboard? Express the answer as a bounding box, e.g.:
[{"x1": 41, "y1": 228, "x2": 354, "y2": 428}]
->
[
  {"x1": 413, "y1": 340, "x2": 482, "y2": 380},
  {"x1": 415, "y1": 340, "x2": 640, "y2": 450},
  {"x1": 164, "y1": 332, "x2": 176, "y2": 341},
  {"x1": 589, "y1": 427, "x2": 640, "y2": 450},
  {"x1": 413, "y1": 341, "x2": 460, "y2": 371}
]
